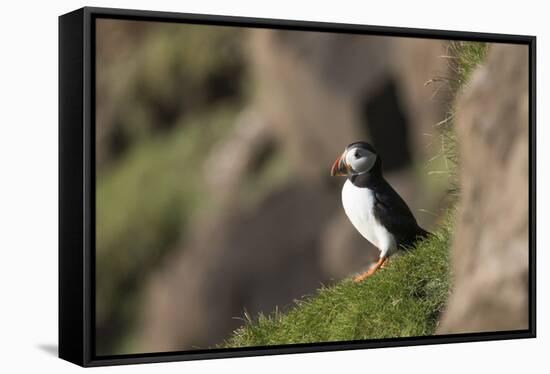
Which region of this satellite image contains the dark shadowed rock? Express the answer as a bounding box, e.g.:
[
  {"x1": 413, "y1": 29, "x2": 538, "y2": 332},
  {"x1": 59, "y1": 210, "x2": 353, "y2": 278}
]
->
[
  {"x1": 438, "y1": 44, "x2": 530, "y2": 333},
  {"x1": 249, "y1": 30, "x2": 451, "y2": 181}
]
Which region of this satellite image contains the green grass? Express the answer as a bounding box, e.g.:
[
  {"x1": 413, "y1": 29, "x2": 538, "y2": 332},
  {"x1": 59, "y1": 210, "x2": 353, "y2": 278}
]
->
[
  {"x1": 448, "y1": 41, "x2": 489, "y2": 94},
  {"x1": 434, "y1": 41, "x2": 489, "y2": 191},
  {"x1": 226, "y1": 214, "x2": 453, "y2": 347}
]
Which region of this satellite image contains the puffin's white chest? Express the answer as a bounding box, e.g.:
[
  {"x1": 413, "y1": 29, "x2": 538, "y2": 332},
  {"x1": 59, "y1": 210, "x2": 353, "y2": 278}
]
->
[{"x1": 341, "y1": 179, "x2": 396, "y2": 256}]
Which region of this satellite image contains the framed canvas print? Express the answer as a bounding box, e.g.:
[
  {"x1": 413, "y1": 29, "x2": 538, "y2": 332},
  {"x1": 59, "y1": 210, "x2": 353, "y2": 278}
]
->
[{"x1": 59, "y1": 6, "x2": 536, "y2": 367}]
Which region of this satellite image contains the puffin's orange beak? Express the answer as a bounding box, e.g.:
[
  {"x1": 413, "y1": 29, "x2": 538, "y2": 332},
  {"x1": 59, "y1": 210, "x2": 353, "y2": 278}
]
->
[{"x1": 331, "y1": 152, "x2": 348, "y2": 176}]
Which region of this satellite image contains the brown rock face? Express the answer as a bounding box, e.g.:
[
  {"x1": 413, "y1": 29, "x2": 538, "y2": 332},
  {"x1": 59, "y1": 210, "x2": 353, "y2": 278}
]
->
[{"x1": 438, "y1": 44, "x2": 530, "y2": 333}]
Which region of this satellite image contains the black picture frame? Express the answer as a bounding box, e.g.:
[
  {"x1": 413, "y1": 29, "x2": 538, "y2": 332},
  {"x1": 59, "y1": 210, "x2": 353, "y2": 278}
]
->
[{"x1": 59, "y1": 6, "x2": 537, "y2": 367}]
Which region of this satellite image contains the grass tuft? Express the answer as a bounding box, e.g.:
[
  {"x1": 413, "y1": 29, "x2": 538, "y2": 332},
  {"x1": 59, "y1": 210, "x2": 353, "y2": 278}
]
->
[
  {"x1": 447, "y1": 41, "x2": 489, "y2": 94},
  {"x1": 426, "y1": 41, "x2": 489, "y2": 195}
]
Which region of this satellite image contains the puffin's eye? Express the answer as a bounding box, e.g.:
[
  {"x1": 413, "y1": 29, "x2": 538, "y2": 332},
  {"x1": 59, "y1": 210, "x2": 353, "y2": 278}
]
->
[{"x1": 354, "y1": 151, "x2": 361, "y2": 159}]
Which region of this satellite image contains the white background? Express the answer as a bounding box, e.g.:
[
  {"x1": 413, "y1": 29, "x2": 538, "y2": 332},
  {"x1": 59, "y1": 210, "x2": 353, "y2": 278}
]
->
[{"x1": 0, "y1": 0, "x2": 546, "y2": 372}]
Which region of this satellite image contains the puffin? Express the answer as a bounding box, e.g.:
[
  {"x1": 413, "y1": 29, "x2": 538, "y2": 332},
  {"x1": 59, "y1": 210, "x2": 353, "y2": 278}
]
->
[{"x1": 330, "y1": 141, "x2": 429, "y2": 282}]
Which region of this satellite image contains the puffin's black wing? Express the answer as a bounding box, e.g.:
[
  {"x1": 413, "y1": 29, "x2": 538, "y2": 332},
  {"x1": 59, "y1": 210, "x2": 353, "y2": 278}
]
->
[{"x1": 372, "y1": 180, "x2": 429, "y2": 249}]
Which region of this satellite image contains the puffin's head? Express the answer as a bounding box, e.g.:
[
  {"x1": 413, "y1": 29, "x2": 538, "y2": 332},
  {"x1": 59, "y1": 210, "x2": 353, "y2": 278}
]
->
[{"x1": 330, "y1": 141, "x2": 378, "y2": 177}]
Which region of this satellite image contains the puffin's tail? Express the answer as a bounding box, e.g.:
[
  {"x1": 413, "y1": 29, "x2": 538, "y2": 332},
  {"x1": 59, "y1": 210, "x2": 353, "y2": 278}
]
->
[
  {"x1": 399, "y1": 226, "x2": 431, "y2": 251},
  {"x1": 416, "y1": 226, "x2": 431, "y2": 239}
]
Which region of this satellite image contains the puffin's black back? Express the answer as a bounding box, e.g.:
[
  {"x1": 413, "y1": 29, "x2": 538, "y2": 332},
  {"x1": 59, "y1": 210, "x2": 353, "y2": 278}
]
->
[
  {"x1": 349, "y1": 154, "x2": 429, "y2": 249},
  {"x1": 371, "y1": 179, "x2": 429, "y2": 248}
]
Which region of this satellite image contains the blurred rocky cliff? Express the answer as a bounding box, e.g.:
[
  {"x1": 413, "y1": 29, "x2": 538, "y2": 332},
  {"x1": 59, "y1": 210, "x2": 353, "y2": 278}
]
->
[
  {"x1": 438, "y1": 44, "x2": 530, "y2": 333},
  {"x1": 95, "y1": 21, "x2": 454, "y2": 354}
]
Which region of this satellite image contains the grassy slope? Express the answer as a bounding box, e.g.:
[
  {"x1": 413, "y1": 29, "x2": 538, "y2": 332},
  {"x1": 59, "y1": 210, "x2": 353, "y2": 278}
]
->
[
  {"x1": 227, "y1": 217, "x2": 452, "y2": 347},
  {"x1": 224, "y1": 41, "x2": 487, "y2": 349}
]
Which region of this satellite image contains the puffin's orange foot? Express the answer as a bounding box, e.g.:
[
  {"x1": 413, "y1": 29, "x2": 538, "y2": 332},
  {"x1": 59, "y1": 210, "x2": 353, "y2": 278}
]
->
[
  {"x1": 380, "y1": 257, "x2": 390, "y2": 269},
  {"x1": 353, "y1": 270, "x2": 375, "y2": 283},
  {"x1": 353, "y1": 256, "x2": 387, "y2": 283}
]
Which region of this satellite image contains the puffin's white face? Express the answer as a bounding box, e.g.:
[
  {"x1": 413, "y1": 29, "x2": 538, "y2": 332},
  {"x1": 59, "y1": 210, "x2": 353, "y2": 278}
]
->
[{"x1": 344, "y1": 146, "x2": 377, "y2": 174}]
